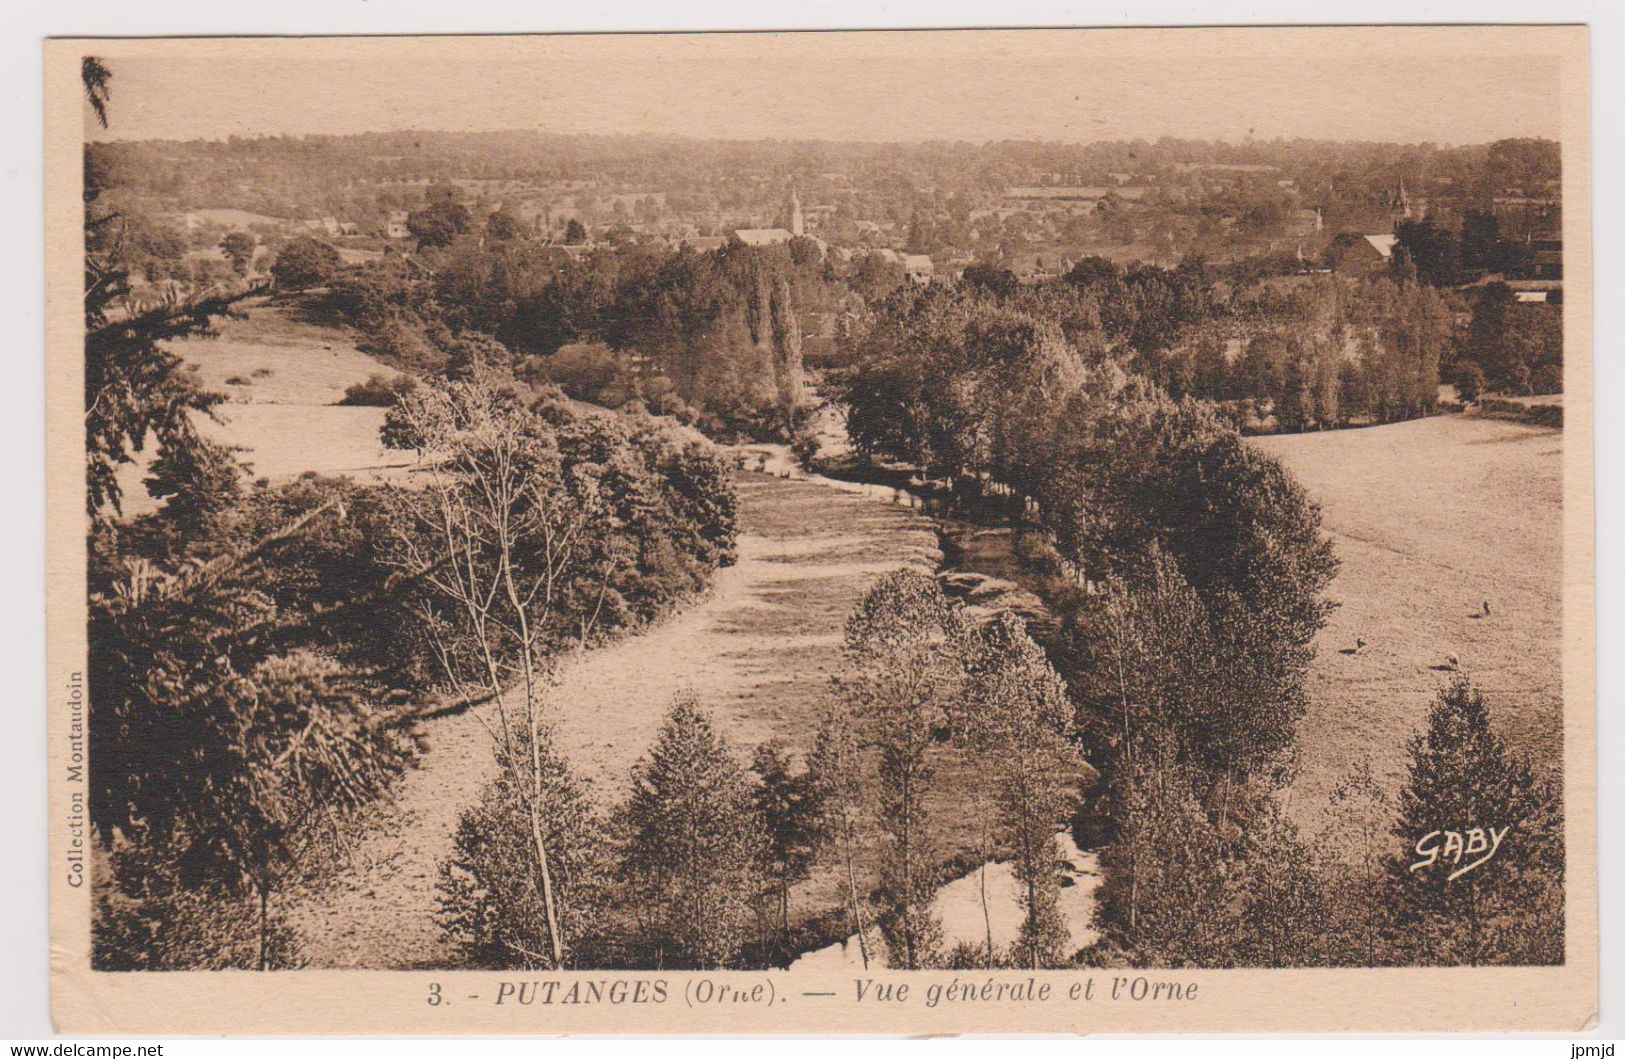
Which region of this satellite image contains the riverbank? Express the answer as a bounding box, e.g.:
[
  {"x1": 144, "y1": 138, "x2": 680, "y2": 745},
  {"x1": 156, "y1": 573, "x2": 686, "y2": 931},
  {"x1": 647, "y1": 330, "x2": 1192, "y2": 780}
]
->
[{"x1": 282, "y1": 466, "x2": 941, "y2": 968}]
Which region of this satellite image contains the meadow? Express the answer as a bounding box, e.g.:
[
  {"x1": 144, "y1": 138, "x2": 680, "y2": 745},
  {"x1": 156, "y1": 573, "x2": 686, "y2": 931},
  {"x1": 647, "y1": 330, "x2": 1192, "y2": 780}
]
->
[
  {"x1": 1255, "y1": 415, "x2": 1564, "y2": 832},
  {"x1": 115, "y1": 297, "x2": 404, "y2": 514}
]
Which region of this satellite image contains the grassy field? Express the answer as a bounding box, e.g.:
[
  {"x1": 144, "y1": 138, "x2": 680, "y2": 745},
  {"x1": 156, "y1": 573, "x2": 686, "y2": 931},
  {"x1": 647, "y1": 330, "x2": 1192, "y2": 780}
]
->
[
  {"x1": 1253, "y1": 415, "x2": 1564, "y2": 833},
  {"x1": 167, "y1": 294, "x2": 392, "y2": 405},
  {"x1": 118, "y1": 297, "x2": 405, "y2": 514},
  {"x1": 286, "y1": 471, "x2": 957, "y2": 967}
]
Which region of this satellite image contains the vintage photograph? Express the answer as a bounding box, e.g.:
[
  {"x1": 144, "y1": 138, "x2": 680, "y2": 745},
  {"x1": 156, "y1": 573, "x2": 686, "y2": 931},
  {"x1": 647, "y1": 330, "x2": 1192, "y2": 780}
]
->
[{"x1": 47, "y1": 26, "x2": 1594, "y2": 1032}]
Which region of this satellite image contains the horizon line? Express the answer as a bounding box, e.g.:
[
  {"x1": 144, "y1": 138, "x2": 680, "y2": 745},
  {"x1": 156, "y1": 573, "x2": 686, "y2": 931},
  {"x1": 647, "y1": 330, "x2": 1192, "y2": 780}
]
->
[{"x1": 87, "y1": 126, "x2": 1555, "y2": 150}]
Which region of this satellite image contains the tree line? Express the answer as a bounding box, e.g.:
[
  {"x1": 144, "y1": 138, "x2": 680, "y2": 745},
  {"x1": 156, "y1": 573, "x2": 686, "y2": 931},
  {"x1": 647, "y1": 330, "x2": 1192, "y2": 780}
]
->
[
  {"x1": 831, "y1": 288, "x2": 1563, "y2": 967},
  {"x1": 305, "y1": 231, "x2": 879, "y2": 440},
  {"x1": 846, "y1": 252, "x2": 1558, "y2": 440},
  {"x1": 906, "y1": 258, "x2": 1459, "y2": 434}
]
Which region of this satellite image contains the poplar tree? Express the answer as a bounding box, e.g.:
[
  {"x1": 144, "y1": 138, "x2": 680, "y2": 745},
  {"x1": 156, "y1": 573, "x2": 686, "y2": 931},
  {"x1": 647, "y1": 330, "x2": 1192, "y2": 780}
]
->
[
  {"x1": 1315, "y1": 760, "x2": 1394, "y2": 965},
  {"x1": 750, "y1": 740, "x2": 827, "y2": 955},
  {"x1": 954, "y1": 611, "x2": 1085, "y2": 969},
  {"x1": 841, "y1": 569, "x2": 962, "y2": 969},
  {"x1": 1093, "y1": 754, "x2": 1237, "y2": 968},
  {"x1": 807, "y1": 701, "x2": 879, "y2": 968},
  {"x1": 1232, "y1": 798, "x2": 1329, "y2": 967}
]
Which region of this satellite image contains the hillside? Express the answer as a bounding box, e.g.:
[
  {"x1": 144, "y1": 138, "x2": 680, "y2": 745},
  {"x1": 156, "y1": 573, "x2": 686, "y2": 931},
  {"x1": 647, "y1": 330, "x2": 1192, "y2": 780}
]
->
[{"x1": 1254, "y1": 415, "x2": 1563, "y2": 831}]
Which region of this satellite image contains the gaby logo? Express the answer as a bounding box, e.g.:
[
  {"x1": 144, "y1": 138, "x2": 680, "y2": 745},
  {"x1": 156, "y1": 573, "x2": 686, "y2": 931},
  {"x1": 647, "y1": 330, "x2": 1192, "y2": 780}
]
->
[{"x1": 1410, "y1": 826, "x2": 1511, "y2": 881}]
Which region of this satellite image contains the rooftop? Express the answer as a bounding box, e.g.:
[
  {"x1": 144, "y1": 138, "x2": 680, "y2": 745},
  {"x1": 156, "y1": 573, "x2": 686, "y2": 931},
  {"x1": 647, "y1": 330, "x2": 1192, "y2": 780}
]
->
[{"x1": 732, "y1": 228, "x2": 795, "y2": 246}]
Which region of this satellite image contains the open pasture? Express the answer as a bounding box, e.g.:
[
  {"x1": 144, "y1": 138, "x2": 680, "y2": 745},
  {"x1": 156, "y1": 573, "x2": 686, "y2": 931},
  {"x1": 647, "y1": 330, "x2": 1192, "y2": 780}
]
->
[
  {"x1": 116, "y1": 298, "x2": 406, "y2": 514},
  {"x1": 1254, "y1": 415, "x2": 1564, "y2": 832},
  {"x1": 165, "y1": 294, "x2": 390, "y2": 405}
]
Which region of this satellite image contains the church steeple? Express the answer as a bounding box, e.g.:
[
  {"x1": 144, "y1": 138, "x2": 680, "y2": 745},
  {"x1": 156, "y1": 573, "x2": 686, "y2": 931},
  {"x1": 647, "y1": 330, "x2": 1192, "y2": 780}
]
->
[{"x1": 787, "y1": 186, "x2": 805, "y2": 237}]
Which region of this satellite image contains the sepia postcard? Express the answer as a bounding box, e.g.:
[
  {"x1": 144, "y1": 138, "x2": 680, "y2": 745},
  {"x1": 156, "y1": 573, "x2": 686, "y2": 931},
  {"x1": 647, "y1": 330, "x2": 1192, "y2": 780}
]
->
[{"x1": 45, "y1": 26, "x2": 1595, "y2": 1034}]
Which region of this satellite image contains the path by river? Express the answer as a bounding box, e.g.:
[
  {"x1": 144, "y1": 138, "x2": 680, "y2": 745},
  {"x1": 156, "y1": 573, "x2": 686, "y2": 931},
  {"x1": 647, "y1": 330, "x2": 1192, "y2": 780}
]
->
[{"x1": 285, "y1": 467, "x2": 940, "y2": 968}]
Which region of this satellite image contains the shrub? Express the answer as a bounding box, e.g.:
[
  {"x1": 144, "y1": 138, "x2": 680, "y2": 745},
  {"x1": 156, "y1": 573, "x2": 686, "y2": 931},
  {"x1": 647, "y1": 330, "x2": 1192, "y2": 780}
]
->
[
  {"x1": 338, "y1": 373, "x2": 417, "y2": 407},
  {"x1": 357, "y1": 317, "x2": 446, "y2": 374},
  {"x1": 437, "y1": 728, "x2": 613, "y2": 969},
  {"x1": 530, "y1": 342, "x2": 629, "y2": 405},
  {"x1": 790, "y1": 428, "x2": 821, "y2": 471},
  {"x1": 93, "y1": 845, "x2": 302, "y2": 971},
  {"x1": 1454, "y1": 360, "x2": 1487, "y2": 403},
  {"x1": 1011, "y1": 529, "x2": 1064, "y2": 580}
]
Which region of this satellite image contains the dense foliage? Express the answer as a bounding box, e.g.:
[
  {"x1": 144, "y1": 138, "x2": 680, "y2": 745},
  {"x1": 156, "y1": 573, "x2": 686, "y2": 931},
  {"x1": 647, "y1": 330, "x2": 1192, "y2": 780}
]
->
[
  {"x1": 270, "y1": 235, "x2": 342, "y2": 291},
  {"x1": 620, "y1": 696, "x2": 768, "y2": 968},
  {"x1": 89, "y1": 484, "x2": 418, "y2": 968},
  {"x1": 1385, "y1": 679, "x2": 1564, "y2": 965},
  {"x1": 320, "y1": 234, "x2": 860, "y2": 439}
]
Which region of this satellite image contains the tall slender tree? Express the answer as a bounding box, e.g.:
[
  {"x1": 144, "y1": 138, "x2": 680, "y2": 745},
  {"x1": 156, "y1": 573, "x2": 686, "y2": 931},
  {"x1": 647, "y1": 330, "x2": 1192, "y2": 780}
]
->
[
  {"x1": 841, "y1": 570, "x2": 962, "y2": 969},
  {"x1": 1315, "y1": 760, "x2": 1394, "y2": 965},
  {"x1": 383, "y1": 370, "x2": 613, "y2": 967},
  {"x1": 622, "y1": 695, "x2": 766, "y2": 968},
  {"x1": 750, "y1": 741, "x2": 828, "y2": 955},
  {"x1": 954, "y1": 612, "x2": 1085, "y2": 968},
  {"x1": 807, "y1": 701, "x2": 878, "y2": 968}
]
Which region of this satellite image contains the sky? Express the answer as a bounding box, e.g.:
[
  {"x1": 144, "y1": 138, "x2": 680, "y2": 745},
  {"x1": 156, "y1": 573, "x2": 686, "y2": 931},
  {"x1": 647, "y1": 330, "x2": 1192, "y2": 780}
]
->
[{"x1": 79, "y1": 29, "x2": 1567, "y2": 146}]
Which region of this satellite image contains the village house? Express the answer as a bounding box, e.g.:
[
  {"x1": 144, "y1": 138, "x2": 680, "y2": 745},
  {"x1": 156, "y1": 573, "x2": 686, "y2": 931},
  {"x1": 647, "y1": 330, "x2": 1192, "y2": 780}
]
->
[
  {"x1": 731, "y1": 228, "x2": 795, "y2": 247},
  {"x1": 730, "y1": 188, "x2": 809, "y2": 248},
  {"x1": 1524, "y1": 235, "x2": 1563, "y2": 280},
  {"x1": 681, "y1": 234, "x2": 728, "y2": 253},
  {"x1": 1326, "y1": 231, "x2": 1395, "y2": 276}
]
